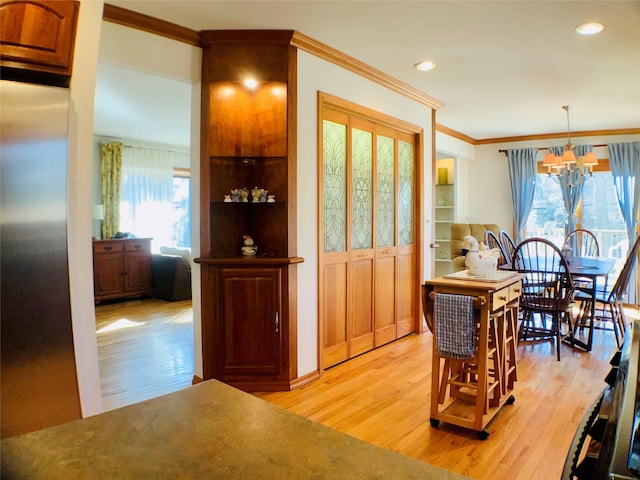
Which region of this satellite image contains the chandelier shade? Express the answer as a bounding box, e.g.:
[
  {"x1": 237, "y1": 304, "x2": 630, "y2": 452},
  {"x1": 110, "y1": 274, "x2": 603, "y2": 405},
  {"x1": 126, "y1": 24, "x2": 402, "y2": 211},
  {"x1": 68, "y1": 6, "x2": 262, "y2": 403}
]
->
[{"x1": 542, "y1": 105, "x2": 598, "y2": 180}]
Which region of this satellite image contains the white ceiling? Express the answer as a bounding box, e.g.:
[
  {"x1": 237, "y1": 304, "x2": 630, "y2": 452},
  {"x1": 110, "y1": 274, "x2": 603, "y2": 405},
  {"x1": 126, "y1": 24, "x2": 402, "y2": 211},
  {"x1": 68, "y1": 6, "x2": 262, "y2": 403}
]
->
[{"x1": 96, "y1": 1, "x2": 640, "y2": 147}]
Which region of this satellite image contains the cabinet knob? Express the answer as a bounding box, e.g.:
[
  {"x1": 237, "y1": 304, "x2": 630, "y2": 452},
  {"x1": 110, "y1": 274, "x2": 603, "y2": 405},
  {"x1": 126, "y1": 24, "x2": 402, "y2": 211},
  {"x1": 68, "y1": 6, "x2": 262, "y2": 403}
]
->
[
  {"x1": 104, "y1": 246, "x2": 112, "y2": 251},
  {"x1": 275, "y1": 312, "x2": 279, "y2": 333}
]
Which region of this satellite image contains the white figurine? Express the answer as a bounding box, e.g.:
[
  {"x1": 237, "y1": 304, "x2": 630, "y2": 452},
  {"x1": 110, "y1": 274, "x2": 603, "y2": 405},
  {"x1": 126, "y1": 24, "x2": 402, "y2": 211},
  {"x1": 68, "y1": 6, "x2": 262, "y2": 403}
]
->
[
  {"x1": 241, "y1": 235, "x2": 258, "y2": 256},
  {"x1": 464, "y1": 235, "x2": 498, "y2": 277}
]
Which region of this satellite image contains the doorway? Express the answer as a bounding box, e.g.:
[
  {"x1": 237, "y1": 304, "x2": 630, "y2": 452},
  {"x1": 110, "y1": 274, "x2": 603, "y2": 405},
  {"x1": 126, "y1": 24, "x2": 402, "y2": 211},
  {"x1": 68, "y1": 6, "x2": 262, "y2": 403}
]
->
[{"x1": 93, "y1": 59, "x2": 196, "y2": 409}]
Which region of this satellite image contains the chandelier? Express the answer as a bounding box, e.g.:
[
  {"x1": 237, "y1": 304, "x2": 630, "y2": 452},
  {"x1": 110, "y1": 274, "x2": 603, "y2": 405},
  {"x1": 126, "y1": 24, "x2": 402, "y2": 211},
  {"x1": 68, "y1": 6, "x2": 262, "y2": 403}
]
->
[{"x1": 542, "y1": 105, "x2": 598, "y2": 186}]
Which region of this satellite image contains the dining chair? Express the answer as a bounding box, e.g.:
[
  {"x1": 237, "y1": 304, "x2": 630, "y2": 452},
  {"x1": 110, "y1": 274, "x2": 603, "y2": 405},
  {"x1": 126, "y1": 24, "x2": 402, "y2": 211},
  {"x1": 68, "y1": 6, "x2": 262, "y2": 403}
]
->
[
  {"x1": 564, "y1": 229, "x2": 600, "y2": 257},
  {"x1": 575, "y1": 234, "x2": 640, "y2": 347},
  {"x1": 485, "y1": 230, "x2": 508, "y2": 266},
  {"x1": 499, "y1": 230, "x2": 516, "y2": 264},
  {"x1": 511, "y1": 237, "x2": 575, "y2": 360},
  {"x1": 564, "y1": 228, "x2": 601, "y2": 294}
]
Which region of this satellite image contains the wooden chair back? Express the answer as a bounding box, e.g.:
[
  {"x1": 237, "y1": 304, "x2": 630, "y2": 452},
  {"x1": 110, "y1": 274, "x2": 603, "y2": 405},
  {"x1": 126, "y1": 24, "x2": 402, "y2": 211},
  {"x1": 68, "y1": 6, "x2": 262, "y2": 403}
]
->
[
  {"x1": 609, "y1": 234, "x2": 640, "y2": 302},
  {"x1": 564, "y1": 229, "x2": 599, "y2": 257},
  {"x1": 512, "y1": 237, "x2": 575, "y2": 314},
  {"x1": 500, "y1": 230, "x2": 516, "y2": 263},
  {"x1": 485, "y1": 230, "x2": 507, "y2": 266}
]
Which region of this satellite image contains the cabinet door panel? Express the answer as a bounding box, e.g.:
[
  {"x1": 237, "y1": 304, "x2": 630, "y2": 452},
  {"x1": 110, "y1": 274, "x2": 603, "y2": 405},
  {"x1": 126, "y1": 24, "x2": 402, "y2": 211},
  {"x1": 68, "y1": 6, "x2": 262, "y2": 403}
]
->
[
  {"x1": 0, "y1": 0, "x2": 78, "y2": 76},
  {"x1": 322, "y1": 262, "x2": 348, "y2": 368},
  {"x1": 218, "y1": 269, "x2": 281, "y2": 375},
  {"x1": 123, "y1": 252, "x2": 151, "y2": 293},
  {"x1": 397, "y1": 246, "x2": 416, "y2": 337},
  {"x1": 350, "y1": 256, "x2": 374, "y2": 357},
  {"x1": 375, "y1": 254, "x2": 396, "y2": 346},
  {"x1": 93, "y1": 254, "x2": 122, "y2": 297}
]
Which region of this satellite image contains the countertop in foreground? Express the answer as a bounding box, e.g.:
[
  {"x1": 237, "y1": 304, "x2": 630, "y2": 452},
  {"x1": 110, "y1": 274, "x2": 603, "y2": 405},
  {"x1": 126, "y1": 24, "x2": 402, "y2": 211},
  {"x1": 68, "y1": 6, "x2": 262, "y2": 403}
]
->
[{"x1": 2, "y1": 379, "x2": 468, "y2": 479}]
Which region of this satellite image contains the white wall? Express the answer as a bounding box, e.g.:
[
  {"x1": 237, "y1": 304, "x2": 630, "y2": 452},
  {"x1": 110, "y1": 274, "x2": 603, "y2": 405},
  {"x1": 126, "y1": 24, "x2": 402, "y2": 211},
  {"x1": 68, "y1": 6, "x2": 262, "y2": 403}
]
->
[
  {"x1": 296, "y1": 51, "x2": 435, "y2": 376},
  {"x1": 68, "y1": 0, "x2": 105, "y2": 417}
]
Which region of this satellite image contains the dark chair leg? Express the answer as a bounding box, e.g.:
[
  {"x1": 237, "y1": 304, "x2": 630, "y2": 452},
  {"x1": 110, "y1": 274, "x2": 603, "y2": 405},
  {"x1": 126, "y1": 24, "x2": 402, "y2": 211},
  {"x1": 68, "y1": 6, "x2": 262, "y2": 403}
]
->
[{"x1": 556, "y1": 313, "x2": 561, "y2": 361}]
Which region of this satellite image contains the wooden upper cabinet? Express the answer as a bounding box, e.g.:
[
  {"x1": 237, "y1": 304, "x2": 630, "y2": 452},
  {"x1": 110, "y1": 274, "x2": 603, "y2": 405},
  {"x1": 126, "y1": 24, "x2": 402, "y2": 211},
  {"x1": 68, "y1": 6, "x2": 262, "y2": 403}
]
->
[
  {"x1": 201, "y1": 30, "x2": 293, "y2": 158},
  {"x1": 0, "y1": 0, "x2": 79, "y2": 80}
]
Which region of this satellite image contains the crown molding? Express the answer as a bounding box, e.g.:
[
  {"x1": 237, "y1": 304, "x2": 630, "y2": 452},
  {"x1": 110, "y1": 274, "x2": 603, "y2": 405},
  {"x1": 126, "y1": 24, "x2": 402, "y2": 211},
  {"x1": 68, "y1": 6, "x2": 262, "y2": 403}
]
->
[
  {"x1": 434, "y1": 124, "x2": 476, "y2": 144},
  {"x1": 102, "y1": 4, "x2": 200, "y2": 46},
  {"x1": 475, "y1": 128, "x2": 640, "y2": 145},
  {"x1": 291, "y1": 31, "x2": 443, "y2": 111},
  {"x1": 436, "y1": 125, "x2": 640, "y2": 146}
]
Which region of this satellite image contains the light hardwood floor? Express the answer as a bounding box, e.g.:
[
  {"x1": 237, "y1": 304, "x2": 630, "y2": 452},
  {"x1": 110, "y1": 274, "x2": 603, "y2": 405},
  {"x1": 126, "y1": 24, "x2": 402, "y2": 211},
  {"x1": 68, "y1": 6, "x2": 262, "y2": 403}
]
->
[
  {"x1": 96, "y1": 299, "x2": 638, "y2": 479},
  {"x1": 96, "y1": 298, "x2": 194, "y2": 412}
]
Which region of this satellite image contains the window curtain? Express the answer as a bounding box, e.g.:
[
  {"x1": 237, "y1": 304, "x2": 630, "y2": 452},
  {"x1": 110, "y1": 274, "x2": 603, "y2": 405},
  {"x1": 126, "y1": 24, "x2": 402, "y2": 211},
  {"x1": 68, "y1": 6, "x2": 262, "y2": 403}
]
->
[
  {"x1": 506, "y1": 147, "x2": 538, "y2": 242},
  {"x1": 549, "y1": 144, "x2": 593, "y2": 236},
  {"x1": 608, "y1": 141, "x2": 640, "y2": 304},
  {"x1": 100, "y1": 142, "x2": 122, "y2": 239},
  {"x1": 119, "y1": 146, "x2": 174, "y2": 250}
]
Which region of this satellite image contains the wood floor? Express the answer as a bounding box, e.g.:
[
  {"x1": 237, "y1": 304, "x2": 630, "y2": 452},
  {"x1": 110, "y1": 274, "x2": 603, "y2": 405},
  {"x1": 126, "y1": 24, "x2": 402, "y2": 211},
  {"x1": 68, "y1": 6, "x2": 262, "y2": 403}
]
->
[
  {"x1": 96, "y1": 299, "x2": 638, "y2": 479},
  {"x1": 95, "y1": 298, "x2": 194, "y2": 411}
]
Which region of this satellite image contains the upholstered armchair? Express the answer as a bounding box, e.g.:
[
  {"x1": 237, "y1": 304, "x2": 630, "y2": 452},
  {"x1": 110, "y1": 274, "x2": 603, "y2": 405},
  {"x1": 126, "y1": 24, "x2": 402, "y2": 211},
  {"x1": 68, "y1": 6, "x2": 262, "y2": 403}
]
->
[
  {"x1": 450, "y1": 223, "x2": 501, "y2": 271},
  {"x1": 151, "y1": 247, "x2": 192, "y2": 301}
]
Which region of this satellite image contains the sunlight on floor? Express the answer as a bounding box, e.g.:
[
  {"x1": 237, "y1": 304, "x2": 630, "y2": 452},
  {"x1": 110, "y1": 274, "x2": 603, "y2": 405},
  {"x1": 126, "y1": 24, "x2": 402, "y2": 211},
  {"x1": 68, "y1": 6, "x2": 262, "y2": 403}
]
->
[
  {"x1": 96, "y1": 318, "x2": 146, "y2": 334},
  {"x1": 165, "y1": 310, "x2": 193, "y2": 325}
]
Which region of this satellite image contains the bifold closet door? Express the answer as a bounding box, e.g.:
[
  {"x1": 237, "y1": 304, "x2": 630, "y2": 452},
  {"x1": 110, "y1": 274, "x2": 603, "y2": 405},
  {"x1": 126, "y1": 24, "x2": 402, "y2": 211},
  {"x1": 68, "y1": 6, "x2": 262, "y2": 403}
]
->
[{"x1": 320, "y1": 111, "x2": 417, "y2": 369}]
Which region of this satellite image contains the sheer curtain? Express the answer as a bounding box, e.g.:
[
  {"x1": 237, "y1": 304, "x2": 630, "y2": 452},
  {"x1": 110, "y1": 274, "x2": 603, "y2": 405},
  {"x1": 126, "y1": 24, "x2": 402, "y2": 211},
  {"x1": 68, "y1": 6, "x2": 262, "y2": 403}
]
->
[
  {"x1": 549, "y1": 144, "x2": 593, "y2": 236},
  {"x1": 608, "y1": 141, "x2": 640, "y2": 304},
  {"x1": 119, "y1": 146, "x2": 174, "y2": 251},
  {"x1": 506, "y1": 147, "x2": 538, "y2": 242}
]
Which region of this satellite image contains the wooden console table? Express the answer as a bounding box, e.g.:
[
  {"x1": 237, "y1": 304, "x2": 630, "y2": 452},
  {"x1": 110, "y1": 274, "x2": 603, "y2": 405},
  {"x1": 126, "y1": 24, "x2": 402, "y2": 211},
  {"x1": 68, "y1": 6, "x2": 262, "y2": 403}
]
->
[{"x1": 422, "y1": 271, "x2": 523, "y2": 439}]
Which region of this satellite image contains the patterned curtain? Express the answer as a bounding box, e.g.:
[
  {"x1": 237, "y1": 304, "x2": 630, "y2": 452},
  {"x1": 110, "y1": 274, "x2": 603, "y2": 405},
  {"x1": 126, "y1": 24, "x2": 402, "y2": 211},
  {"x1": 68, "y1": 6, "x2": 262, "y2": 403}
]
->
[
  {"x1": 100, "y1": 142, "x2": 122, "y2": 239},
  {"x1": 506, "y1": 147, "x2": 538, "y2": 242},
  {"x1": 549, "y1": 144, "x2": 593, "y2": 236}
]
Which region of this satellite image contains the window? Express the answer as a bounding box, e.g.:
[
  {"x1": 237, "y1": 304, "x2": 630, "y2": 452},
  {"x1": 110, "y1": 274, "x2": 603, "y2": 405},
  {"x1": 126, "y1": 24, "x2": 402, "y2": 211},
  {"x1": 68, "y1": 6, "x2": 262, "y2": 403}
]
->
[
  {"x1": 581, "y1": 171, "x2": 627, "y2": 269},
  {"x1": 526, "y1": 173, "x2": 565, "y2": 247},
  {"x1": 525, "y1": 165, "x2": 627, "y2": 268},
  {"x1": 119, "y1": 159, "x2": 191, "y2": 251}
]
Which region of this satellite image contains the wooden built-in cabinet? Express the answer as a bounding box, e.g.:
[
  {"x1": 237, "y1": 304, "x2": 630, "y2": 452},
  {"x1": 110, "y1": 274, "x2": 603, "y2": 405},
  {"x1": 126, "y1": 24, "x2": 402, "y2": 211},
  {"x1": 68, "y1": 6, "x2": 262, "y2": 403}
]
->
[
  {"x1": 0, "y1": 0, "x2": 78, "y2": 84},
  {"x1": 196, "y1": 31, "x2": 303, "y2": 392},
  {"x1": 93, "y1": 238, "x2": 154, "y2": 303}
]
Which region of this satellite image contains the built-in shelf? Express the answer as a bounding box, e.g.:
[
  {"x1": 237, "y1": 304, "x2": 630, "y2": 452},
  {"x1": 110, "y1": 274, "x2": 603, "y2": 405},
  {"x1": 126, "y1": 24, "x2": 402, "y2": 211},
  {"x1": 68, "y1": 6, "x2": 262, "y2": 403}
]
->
[{"x1": 434, "y1": 159, "x2": 455, "y2": 278}]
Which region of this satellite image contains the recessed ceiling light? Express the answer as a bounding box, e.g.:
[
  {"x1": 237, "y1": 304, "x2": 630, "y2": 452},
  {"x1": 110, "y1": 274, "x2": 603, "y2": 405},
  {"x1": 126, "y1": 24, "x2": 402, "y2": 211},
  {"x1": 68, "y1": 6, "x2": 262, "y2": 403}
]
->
[
  {"x1": 244, "y1": 78, "x2": 258, "y2": 89},
  {"x1": 576, "y1": 22, "x2": 604, "y2": 35},
  {"x1": 414, "y1": 60, "x2": 436, "y2": 72}
]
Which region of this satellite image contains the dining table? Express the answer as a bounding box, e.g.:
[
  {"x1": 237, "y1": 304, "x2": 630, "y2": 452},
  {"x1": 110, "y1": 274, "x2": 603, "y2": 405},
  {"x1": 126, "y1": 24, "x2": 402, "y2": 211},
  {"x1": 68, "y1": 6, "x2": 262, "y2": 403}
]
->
[
  {"x1": 502, "y1": 255, "x2": 616, "y2": 352},
  {"x1": 565, "y1": 255, "x2": 616, "y2": 351}
]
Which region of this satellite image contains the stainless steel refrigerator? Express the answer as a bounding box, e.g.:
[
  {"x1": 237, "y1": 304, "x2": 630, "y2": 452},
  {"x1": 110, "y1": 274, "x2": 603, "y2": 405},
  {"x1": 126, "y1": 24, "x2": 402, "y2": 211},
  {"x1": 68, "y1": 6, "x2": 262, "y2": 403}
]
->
[{"x1": 1, "y1": 79, "x2": 82, "y2": 437}]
